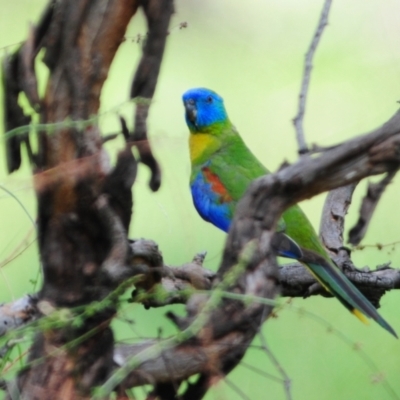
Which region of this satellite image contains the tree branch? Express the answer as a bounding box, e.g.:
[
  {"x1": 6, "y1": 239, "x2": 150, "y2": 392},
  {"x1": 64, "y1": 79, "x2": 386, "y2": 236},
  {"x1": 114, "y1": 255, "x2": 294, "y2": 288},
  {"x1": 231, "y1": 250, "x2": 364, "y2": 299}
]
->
[
  {"x1": 320, "y1": 184, "x2": 357, "y2": 266},
  {"x1": 0, "y1": 240, "x2": 216, "y2": 339},
  {"x1": 349, "y1": 169, "x2": 398, "y2": 245},
  {"x1": 292, "y1": 0, "x2": 333, "y2": 154},
  {"x1": 278, "y1": 261, "x2": 400, "y2": 306},
  {"x1": 129, "y1": 0, "x2": 175, "y2": 191}
]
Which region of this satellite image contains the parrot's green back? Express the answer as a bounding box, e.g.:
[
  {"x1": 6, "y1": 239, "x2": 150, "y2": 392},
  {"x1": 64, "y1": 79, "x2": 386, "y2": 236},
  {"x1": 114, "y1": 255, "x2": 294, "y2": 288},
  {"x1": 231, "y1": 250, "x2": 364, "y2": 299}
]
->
[{"x1": 183, "y1": 87, "x2": 397, "y2": 337}]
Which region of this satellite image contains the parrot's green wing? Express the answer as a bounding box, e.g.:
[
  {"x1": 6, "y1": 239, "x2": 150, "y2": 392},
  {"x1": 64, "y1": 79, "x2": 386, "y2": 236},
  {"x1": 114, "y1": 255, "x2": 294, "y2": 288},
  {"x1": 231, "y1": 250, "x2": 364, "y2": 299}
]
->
[{"x1": 204, "y1": 129, "x2": 324, "y2": 252}]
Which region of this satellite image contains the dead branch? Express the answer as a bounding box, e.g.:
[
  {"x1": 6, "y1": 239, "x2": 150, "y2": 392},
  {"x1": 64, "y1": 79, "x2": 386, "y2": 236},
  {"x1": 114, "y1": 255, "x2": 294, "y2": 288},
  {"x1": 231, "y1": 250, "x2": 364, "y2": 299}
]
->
[
  {"x1": 349, "y1": 170, "x2": 398, "y2": 245},
  {"x1": 317, "y1": 179, "x2": 400, "y2": 305},
  {"x1": 129, "y1": 0, "x2": 175, "y2": 191},
  {"x1": 113, "y1": 337, "x2": 249, "y2": 388},
  {"x1": 279, "y1": 261, "x2": 400, "y2": 306},
  {"x1": 292, "y1": 0, "x2": 333, "y2": 154},
  {"x1": 0, "y1": 240, "x2": 215, "y2": 339},
  {"x1": 320, "y1": 184, "x2": 357, "y2": 268}
]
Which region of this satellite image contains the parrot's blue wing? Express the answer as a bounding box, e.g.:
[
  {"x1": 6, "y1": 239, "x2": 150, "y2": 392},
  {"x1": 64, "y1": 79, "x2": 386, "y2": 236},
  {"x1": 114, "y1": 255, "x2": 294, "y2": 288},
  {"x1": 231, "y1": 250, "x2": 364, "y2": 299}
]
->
[{"x1": 190, "y1": 166, "x2": 233, "y2": 232}]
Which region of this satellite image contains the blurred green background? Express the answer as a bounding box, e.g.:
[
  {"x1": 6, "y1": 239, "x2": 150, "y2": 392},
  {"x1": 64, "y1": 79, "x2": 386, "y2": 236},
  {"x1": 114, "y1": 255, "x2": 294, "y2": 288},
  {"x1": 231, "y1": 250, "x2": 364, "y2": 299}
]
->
[{"x1": 1, "y1": 1, "x2": 400, "y2": 399}]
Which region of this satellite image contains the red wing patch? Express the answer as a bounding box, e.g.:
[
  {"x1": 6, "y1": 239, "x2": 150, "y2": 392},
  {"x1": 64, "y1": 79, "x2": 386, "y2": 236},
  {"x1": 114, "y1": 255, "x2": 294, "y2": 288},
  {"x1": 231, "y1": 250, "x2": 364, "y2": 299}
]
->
[{"x1": 202, "y1": 167, "x2": 233, "y2": 203}]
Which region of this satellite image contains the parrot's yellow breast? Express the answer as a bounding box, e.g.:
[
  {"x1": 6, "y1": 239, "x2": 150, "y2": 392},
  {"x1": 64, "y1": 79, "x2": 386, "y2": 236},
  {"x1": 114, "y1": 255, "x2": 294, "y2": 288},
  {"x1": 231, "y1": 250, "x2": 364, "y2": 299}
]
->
[{"x1": 189, "y1": 133, "x2": 218, "y2": 163}]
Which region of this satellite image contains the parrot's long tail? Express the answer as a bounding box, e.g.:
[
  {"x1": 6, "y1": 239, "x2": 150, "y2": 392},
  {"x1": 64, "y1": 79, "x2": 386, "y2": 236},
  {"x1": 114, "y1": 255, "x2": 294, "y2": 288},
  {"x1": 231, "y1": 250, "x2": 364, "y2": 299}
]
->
[{"x1": 300, "y1": 248, "x2": 397, "y2": 338}]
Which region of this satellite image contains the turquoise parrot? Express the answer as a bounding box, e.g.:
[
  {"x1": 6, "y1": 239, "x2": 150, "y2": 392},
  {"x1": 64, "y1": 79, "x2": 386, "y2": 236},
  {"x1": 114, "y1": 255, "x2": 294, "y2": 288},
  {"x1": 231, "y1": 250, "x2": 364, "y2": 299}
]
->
[{"x1": 182, "y1": 87, "x2": 397, "y2": 338}]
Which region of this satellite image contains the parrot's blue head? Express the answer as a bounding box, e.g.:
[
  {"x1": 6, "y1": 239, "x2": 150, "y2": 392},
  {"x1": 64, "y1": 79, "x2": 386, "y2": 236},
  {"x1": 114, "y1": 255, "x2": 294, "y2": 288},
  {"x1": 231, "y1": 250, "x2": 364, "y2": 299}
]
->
[{"x1": 182, "y1": 88, "x2": 228, "y2": 132}]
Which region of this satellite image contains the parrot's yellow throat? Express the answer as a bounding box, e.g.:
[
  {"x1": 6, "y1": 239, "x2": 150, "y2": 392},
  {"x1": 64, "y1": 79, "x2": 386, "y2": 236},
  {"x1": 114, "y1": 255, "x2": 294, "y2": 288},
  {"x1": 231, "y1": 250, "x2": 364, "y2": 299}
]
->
[{"x1": 189, "y1": 133, "x2": 220, "y2": 164}]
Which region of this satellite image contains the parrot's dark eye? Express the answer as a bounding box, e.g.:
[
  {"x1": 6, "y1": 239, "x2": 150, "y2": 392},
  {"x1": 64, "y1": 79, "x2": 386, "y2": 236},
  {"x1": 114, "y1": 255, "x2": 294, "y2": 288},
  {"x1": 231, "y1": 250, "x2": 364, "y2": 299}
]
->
[{"x1": 206, "y1": 96, "x2": 213, "y2": 103}]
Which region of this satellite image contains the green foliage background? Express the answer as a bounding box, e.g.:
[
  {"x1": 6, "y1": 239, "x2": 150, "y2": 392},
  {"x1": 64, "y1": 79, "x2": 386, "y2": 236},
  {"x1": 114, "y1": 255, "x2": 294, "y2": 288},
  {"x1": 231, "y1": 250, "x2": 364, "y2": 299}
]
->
[{"x1": 1, "y1": 1, "x2": 400, "y2": 399}]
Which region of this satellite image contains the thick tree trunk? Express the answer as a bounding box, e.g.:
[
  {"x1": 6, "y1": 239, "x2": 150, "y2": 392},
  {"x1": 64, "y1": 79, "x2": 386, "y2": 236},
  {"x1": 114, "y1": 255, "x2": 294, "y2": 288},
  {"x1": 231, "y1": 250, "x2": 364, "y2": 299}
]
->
[
  {"x1": 3, "y1": 1, "x2": 174, "y2": 398},
  {"x1": 17, "y1": 2, "x2": 137, "y2": 398}
]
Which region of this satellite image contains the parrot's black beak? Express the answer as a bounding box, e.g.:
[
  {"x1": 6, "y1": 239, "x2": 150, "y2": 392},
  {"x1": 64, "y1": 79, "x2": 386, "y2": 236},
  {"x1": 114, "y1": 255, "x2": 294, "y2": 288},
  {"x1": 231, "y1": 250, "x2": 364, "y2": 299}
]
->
[{"x1": 184, "y1": 100, "x2": 197, "y2": 125}]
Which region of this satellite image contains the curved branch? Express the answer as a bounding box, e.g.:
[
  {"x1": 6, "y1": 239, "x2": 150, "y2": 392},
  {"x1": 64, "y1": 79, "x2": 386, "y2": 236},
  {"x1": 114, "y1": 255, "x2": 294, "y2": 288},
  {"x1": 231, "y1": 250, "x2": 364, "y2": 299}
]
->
[
  {"x1": 349, "y1": 169, "x2": 398, "y2": 245},
  {"x1": 129, "y1": 0, "x2": 175, "y2": 191}
]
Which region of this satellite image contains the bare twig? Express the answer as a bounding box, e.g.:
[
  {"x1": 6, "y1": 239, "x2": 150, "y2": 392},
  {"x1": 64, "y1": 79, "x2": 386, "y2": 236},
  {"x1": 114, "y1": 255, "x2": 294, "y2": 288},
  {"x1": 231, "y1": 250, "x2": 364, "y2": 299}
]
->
[
  {"x1": 349, "y1": 169, "x2": 398, "y2": 245},
  {"x1": 257, "y1": 332, "x2": 292, "y2": 400},
  {"x1": 224, "y1": 377, "x2": 252, "y2": 400},
  {"x1": 292, "y1": 0, "x2": 333, "y2": 154},
  {"x1": 240, "y1": 361, "x2": 282, "y2": 383}
]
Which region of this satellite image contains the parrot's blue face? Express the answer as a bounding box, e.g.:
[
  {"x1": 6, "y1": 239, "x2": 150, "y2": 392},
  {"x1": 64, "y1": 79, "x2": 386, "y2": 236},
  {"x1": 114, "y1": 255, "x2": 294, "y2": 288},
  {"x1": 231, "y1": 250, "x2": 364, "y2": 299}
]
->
[{"x1": 182, "y1": 88, "x2": 228, "y2": 132}]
